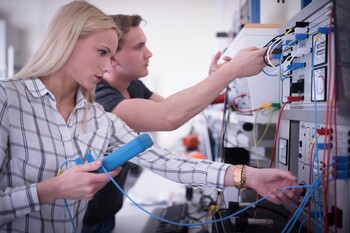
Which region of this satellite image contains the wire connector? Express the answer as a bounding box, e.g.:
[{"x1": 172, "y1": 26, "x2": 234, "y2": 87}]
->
[
  {"x1": 74, "y1": 157, "x2": 84, "y2": 165},
  {"x1": 272, "y1": 53, "x2": 282, "y2": 59},
  {"x1": 260, "y1": 102, "x2": 272, "y2": 108},
  {"x1": 287, "y1": 62, "x2": 306, "y2": 71},
  {"x1": 295, "y1": 33, "x2": 308, "y2": 41},
  {"x1": 285, "y1": 39, "x2": 297, "y2": 46},
  {"x1": 317, "y1": 128, "x2": 333, "y2": 135},
  {"x1": 287, "y1": 96, "x2": 304, "y2": 102},
  {"x1": 318, "y1": 27, "x2": 334, "y2": 34},
  {"x1": 332, "y1": 155, "x2": 350, "y2": 180},
  {"x1": 271, "y1": 103, "x2": 281, "y2": 108},
  {"x1": 316, "y1": 143, "x2": 332, "y2": 150}
]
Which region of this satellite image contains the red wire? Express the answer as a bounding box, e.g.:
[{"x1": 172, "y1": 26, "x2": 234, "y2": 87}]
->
[
  {"x1": 322, "y1": 10, "x2": 337, "y2": 232},
  {"x1": 231, "y1": 94, "x2": 261, "y2": 113},
  {"x1": 328, "y1": 9, "x2": 338, "y2": 232}
]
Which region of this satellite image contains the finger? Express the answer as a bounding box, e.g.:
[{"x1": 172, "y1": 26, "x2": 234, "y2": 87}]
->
[
  {"x1": 258, "y1": 47, "x2": 268, "y2": 55},
  {"x1": 275, "y1": 190, "x2": 292, "y2": 204},
  {"x1": 92, "y1": 167, "x2": 123, "y2": 183},
  {"x1": 267, "y1": 193, "x2": 283, "y2": 205},
  {"x1": 276, "y1": 170, "x2": 298, "y2": 183},
  {"x1": 293, "y1": 182, "x2": 304, "y2": 195},
  {"x1": 291, "y1": 192, "x2": 302, "y2": 203},
  {"x1": 88, "y1": 172, "x2": 112, "y2": 183},
  {"x1": 109, "y1": 166, "x2": 123, "y2": 177},
  {"x1": 268, "y1": 189, "x2": 285, "y2": 205},
  {"x1": 211, "y1": 51, "x2": 222, "y2": 65},
  {"x1": 244, "y1": 46, "x2": 259, "y2": 51},
  {"x1": 282, "y1": 186, "x2": 297, "y2": 199},
  {"x1": 74, "y1": 160, "x2": 102, "y2": 172},
  {"x1": 222, "y1": 56, "x2": 232, "y2": 62}
]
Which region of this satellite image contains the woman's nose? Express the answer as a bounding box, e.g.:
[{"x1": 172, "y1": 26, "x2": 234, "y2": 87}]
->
[{"x1": 101, "y1": 59, "x2": 114, "y2": 74}]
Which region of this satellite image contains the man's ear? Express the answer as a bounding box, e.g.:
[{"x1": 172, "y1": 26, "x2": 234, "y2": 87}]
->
[
  {"x1": 110, "y1": 56, "x2": 117, "y2": 67},
  {"x1": 113, "y1": 53, "x2": 123, "y2": 67}
]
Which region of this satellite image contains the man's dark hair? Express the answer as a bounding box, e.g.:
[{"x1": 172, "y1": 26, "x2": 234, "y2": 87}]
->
[{"x1": 110, "y1": 14, "x2": 144, "y2": 51}]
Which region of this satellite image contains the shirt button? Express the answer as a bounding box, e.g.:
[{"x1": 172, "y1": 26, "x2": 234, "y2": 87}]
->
[{"x1": 63, "y1": 137, "x2": 71, "y2": 142}]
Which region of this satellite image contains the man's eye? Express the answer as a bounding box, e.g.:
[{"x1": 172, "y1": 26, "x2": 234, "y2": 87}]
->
[{"x1": 99, "y1": 50, "x2": 107, "y2": 55}]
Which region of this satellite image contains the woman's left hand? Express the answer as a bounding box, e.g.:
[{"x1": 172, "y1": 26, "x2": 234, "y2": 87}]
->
[{"x1": 208, "y1": 51, "x2": 232, "y2": 75}]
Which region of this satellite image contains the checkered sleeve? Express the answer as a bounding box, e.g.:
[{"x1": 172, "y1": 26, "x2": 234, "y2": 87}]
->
[
  {"x1": 132, "y1": 145, "x2": 230, "y2": 189},
  {"x1": 106, "y1": 112, "x2": 229, "y2": 189}
]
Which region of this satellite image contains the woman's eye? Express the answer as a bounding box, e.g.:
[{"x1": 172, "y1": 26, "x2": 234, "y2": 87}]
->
[{"x1": 99, "y1": 50, "x2": 107, "y2": 56}]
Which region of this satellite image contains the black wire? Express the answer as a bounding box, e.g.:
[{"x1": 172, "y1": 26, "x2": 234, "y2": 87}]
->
[
  {"x1": 263, "y1": 35, "x2": 283, "y2": 67},
  {"x1": 217, "y1": 86, "x2": 230, "y2": 162},
  {"x1": 263, "y1": 28, "x2": 297, "y2": 67}
]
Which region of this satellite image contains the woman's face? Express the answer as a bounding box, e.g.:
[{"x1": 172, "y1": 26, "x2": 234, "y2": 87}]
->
[{"x1": 65, "y1": 29, "x2": 118, "y2": 90}]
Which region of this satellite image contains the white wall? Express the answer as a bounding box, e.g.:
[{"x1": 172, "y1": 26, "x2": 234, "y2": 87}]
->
[
  {"x1": 0, "y1": 0, "x2": 237, "y2": 92},
  {"x1": 260, "y1": 0, "x2": 301, "y2": 24},
  {"x1": 0, "y1": 0, "x2": 300, "y2": 148},
  {"x1": 0, "y1": 0, "x2": 239, "y2": 147}
]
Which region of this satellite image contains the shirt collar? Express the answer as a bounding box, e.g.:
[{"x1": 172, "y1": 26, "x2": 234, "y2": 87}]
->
[
  {"x1": 23, "y1": 77, "x2": 87, "y2": 108},
  {"x1": 23, "y1": 77, "x2": 49, "y2": 98}
]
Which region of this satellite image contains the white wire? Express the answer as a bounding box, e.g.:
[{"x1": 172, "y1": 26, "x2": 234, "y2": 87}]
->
[{"x1": 266, "y1": 37, "x2": 283, "y2": 67}]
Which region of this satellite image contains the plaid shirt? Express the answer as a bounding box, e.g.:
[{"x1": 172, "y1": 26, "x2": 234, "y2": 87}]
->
[{"x1": 0, "y1": 77, "x2": 229, "y2": 233}]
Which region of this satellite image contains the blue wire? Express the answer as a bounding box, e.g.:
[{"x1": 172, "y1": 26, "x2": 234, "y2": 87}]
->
[
  {"x1": 298, "y1": 218, "x2": 308, "y2": 233},
  {"x1": 311, "y1": 35, "x2": 326, "y2": 232},
  {"x1": 284, "y1": 178, "x2": 322, "y2": 232},
  {"x1": 64, "y1": 199, "x2": 77, "y2": 233},
  {"x1": 281, "y1": 166, "x2": 334, "y2": 233},
  {"x1": 101, "y1": 164, "x2": 275, "y2": 227},
  {"x1": 60, "y1": 158, "x2": 316, "y2": 231},
  {"x1": 279, "y1": 44, "x2": 291, "y2": 81},
  {"x1": 281, "y1": 177, "x2": 322, "y2": 233},
  {"x1": 311, "y1": 148, "x2": 319, "y2": 233},
  {"x1": 313, "y1": 148, "x2": 324, "y2": 232},
  {"x1": 262, "y1": 69, "x2": 278, "y2": 77},
  {"x1": 60, "y1": 160, "x2": 78, "y2": 233}
]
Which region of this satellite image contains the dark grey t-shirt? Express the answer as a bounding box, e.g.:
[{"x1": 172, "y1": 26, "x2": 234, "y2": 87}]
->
[
  {"x1": 95, "y1": 79, "x2": 153, "y2": 112},
  {"x1": 83, "y1": 79, "x2": 153, "y2": 225}
]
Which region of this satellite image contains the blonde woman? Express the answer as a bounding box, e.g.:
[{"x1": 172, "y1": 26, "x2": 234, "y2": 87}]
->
[{"x1": 0, "y1": 1, "x2": 301, "y2": 232}]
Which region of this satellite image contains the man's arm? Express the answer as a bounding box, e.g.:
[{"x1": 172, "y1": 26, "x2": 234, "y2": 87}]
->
[{"x1": 112, "y1": 47, "x2": 266, "y2": 132}]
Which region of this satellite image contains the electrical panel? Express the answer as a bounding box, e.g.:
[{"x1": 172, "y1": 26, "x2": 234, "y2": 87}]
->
[
  {"x1": 206, "y1": 1, "x2": 349, "y2": 232},
  {"x1": 273, "y1": 0, "x2": 350, "y2": 232}
]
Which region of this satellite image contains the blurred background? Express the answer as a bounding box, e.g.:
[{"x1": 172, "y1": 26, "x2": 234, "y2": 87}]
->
[{"x1": 0, "y1": 0, "x2": 300, "y2": 147}]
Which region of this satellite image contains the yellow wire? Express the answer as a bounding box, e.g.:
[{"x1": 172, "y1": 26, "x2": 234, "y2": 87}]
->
[
  {"x1": 285, "y1": 29, "x2": 292, "y2": 35},
  {"x1": 252, "y1": 107, "x2": 278, "y2": 168}
]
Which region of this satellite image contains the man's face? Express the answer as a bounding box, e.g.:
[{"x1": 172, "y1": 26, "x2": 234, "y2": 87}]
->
[{"x1": 114, "y1": 26, "x2": 152, "y2": 79}]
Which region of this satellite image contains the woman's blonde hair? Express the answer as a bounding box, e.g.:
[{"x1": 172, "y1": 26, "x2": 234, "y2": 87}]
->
[{"x1": 12, "y1": 0, "x2": 119, "y2": 102}]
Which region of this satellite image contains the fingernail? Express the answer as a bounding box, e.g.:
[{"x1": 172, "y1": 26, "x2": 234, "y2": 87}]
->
[{"x1": 95, "y1": 160, "x2": 102, "y2": 165}]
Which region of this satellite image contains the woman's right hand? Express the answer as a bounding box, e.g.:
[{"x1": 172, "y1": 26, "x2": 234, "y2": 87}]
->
[{"x1": 37, "y1": 160, "x2": 122, "y2": 205}]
